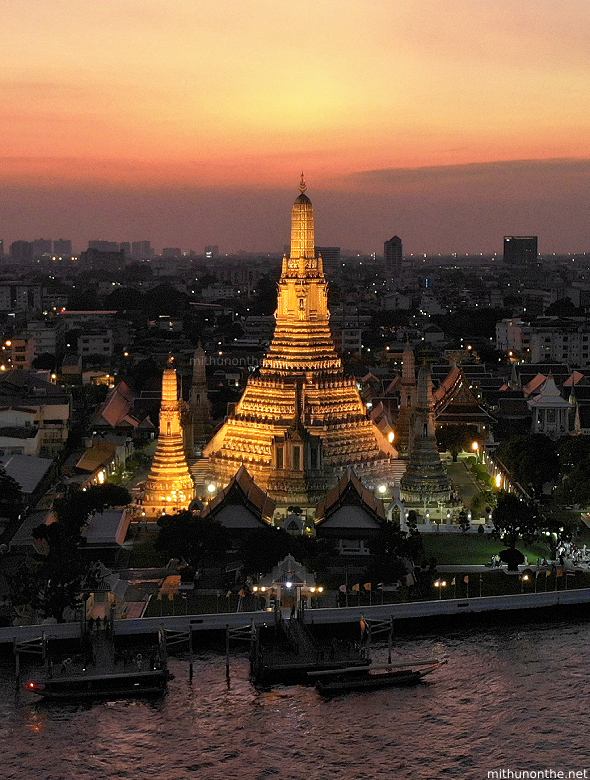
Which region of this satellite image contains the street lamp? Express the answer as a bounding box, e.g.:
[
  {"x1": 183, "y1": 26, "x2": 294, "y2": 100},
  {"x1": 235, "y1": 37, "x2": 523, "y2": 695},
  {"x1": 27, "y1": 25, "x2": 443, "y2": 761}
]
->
[{"x1": 434, "y1": 580, "x2": 447, "y2": 600}]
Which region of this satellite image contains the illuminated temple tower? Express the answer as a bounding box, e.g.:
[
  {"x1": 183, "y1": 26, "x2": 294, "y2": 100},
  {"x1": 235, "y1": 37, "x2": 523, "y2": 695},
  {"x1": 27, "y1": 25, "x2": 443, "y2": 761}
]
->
[
  {"x1": 142, "y1": 361, "x2": 195, "y2": 517},
  {"x1": 204, "y1": 176, "x2": 398, "y2": 505}
]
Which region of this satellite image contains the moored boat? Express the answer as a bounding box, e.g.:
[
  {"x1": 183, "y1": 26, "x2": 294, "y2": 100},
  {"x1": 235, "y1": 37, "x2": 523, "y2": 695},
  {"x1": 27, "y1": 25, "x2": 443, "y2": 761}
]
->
[
  {"x1": 313, "y1": 659, "x2": 446, "y2": 697},
  {"x1": 25, "y1": 667, "x2": 172, "y2": 701}
]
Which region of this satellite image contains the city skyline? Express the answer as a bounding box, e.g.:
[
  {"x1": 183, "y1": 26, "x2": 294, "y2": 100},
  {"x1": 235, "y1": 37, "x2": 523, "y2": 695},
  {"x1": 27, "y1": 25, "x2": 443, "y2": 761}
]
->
[{"x1": 2, "y1": 0, "x2": 589, "y2": 254}]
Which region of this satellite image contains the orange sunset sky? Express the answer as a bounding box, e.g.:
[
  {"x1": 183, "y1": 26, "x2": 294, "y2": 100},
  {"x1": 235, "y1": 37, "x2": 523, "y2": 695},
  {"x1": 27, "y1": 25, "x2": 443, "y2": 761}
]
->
[{"x1": 2, "y1": 0, "x2": 590, "y2": 254}]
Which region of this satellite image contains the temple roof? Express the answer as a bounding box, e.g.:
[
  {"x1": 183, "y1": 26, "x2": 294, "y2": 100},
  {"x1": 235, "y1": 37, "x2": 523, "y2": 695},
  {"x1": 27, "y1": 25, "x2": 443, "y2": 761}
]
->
[
  {"x1": 432, "y1": 365, "x2": 493, "y2": 422},
  {"x1": 527, "y1": 375, "x2": 572, "y2": 409},
  {"x1": 202, "y1": 464, "x2": 276, "y2": 523},
  {"x1": 316, "y1": 467, "x2": 385, "y2": 525}
]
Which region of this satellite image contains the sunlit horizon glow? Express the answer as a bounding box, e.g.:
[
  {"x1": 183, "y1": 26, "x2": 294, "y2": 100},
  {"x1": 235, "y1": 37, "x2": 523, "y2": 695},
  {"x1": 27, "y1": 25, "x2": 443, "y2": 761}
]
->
[{"x1": 2, "y1": 0, "x2": 590, "y2": 253}]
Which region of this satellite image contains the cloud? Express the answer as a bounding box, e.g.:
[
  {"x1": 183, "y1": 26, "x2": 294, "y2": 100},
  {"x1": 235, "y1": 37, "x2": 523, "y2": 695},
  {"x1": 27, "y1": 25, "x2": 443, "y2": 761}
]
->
[{"x1": 346, "y1": 158, "x2": 590, "y2": 195}]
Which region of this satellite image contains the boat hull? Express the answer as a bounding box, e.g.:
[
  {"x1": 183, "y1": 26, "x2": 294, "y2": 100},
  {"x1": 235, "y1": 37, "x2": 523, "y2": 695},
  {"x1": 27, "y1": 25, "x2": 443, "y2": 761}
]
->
[
  {"x1": 25, "y1": 670, "x2": 171, "y2": 701},
  {"x1": 316, "y1": 669, "x2": 430, "y2": 696}
]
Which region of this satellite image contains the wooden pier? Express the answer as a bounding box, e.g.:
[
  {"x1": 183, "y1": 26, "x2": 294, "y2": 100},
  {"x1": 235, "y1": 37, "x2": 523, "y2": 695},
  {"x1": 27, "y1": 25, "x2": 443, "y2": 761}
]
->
[{"x1": 250, "y1": 608, "x2": 370, "y2": 686}]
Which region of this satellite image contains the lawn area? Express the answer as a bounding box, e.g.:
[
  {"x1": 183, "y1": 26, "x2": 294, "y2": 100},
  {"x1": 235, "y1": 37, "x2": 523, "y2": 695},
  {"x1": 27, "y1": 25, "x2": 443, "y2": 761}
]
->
[
  {"x1": 126, "y1": 530, "x2": 166, "y2": 568},
  {"x1": 421, "y1": 532, "x2": 550, "y2": 565}
]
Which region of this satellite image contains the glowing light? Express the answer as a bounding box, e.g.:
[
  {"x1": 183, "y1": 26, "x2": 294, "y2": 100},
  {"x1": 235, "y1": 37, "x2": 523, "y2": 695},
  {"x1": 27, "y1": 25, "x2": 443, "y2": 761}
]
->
[
  {"x1": 207, "y1": 484, "x2": 216, "y2": 493},
  {"x1": 285, "y1": 581, "x2": 292, "y2": 588},
  {"x1": 378, "y1": 484, "x2": 387, "y2": 494},
  {"x1": 388, "y1": 431, "x2": 395, "y2": 443},
  {"x1": 495, "y1": 474, "x2": 502, "y2": 488},
  {"x1": 472, "y1": 441, "x2": 479, "y2": 451},
  {"x1": 97, "y1": 470, "x2": 105, "y2": 484}
]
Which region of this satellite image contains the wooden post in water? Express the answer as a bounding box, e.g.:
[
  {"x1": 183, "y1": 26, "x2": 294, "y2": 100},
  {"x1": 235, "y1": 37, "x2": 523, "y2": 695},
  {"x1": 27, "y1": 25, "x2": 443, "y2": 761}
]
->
[
  {"x1": 188, "y1": 626, "x2": 194, "y2": 682},
  {"x1": 388, "y1": 617, "x2": 393, "y2": 665},
  {"x1": 225, "y1": 624, "x2": 230, "y2": 685},
  {"x1": 13, "y1": 639, "x2": 20, "y2": 687}
]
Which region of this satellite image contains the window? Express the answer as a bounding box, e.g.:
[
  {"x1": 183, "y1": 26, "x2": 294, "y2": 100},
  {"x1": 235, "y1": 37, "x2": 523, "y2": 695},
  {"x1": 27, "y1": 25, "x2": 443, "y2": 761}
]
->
[
  {"x1": 276, "y1": 446, "x2": 284, "y2": 469},
  {"x1": 292, "y1": 445, "x2": 301, "y2": 470}
]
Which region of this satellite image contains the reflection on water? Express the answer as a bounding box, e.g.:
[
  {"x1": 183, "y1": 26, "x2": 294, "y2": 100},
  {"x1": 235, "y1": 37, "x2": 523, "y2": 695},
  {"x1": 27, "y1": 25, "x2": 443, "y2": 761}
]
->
[{"x1": 1, "y1": 620, "x2": 589, "y2": 780}]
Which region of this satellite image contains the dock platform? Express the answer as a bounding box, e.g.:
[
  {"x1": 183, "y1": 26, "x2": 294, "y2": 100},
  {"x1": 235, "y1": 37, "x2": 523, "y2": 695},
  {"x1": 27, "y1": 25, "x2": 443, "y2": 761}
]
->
[{"x1": 251, "y1": 610, "x2": 369, "y2": 685}]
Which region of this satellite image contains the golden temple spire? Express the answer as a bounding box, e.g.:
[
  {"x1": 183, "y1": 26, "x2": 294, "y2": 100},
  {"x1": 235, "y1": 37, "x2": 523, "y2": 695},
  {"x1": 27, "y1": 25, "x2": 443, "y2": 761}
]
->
[
  {"x1": 290, "y1": 174, "x2": 315, "y2": 266},
  {"x1": 142, "y1": 363, "x2": 195, "y2": 517}
]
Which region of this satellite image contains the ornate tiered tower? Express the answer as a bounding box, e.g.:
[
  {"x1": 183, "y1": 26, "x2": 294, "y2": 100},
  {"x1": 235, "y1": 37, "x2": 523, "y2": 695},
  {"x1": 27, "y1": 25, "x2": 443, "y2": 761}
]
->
[
  {"x1": 188, "y1": 344, "x2": 213, "y2": 455},
  {"x1": 400, "y1": 364, "x2": 452, "y2": 505},
  {"x1": 204, "y1": 176, "x2": 398, "y2": 505},
  {"x1": 395, "y1": 342, "x2": 418, "y2": 454},
  {"x1": 142, "y1": 361, "x2": 195, "y2": 517}
]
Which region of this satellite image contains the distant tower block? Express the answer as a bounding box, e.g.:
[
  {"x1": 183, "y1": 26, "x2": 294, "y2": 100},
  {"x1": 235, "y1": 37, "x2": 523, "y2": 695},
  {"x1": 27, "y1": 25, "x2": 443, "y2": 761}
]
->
[
  {"x1": 204, "y1": 175, "x2": 398, "y2": 506},
  {"x1": 400, "y1": 364, "x2": 451, "y2": 505},
  {"x1": 142, "y1": 361, "x2": 195, "y2": 517},
  {"x1": 190, "y1": 344, "x2": 213, "y2": 454},
  {"x1": 503, "y1": 236, "x2": 538, "y2": 265},
  {"x1": 384, "y1": 235, "x2": 403, "y2": 286}
]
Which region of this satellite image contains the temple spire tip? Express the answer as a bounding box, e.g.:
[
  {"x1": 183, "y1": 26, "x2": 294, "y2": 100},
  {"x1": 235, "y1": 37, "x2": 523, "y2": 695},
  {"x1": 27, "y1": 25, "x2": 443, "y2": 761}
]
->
[{"x1": 299, "y1": 172, "x2": 306, "y2": 194}]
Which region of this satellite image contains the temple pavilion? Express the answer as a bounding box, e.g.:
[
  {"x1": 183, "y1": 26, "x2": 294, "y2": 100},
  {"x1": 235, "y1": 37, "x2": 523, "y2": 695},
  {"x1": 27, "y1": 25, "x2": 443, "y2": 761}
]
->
[
  {"x1": 142, "y1": 361, "x2": 195, "y2": 517},
  {"x1": 203, "y1": 176, "x2": 399, "y2": 505}
]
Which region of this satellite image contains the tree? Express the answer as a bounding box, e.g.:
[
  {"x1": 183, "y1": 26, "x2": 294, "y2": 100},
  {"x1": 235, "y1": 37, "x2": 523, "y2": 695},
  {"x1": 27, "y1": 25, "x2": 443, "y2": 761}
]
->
[
  {"x1": 436, "y1": 424, "x2": 479, "y2": 461},
  {"x1": 238, "y1": 525, "x2": 293, "y2": 576},
  {"x1": 496, "y1": 435, "x2": 560, "y2": 498},
  {"x1": 499, "y1": 547, "x2": 525, "y2": 572},
  {"x1": 155, "y1": 511, "x2": 230, "y2": 569},
  {"x1": 29, "y1": 483, "x2": 132, "y2": 622},
  {"x1": 365, "y1": 521, "x2": 424, "y2": 585},
  {"x1": 491, "y1": 491, "x2": 540, "y2": 548},
  {"x1": 0, "y1": 467, "x2": 22, "y2": 521}
]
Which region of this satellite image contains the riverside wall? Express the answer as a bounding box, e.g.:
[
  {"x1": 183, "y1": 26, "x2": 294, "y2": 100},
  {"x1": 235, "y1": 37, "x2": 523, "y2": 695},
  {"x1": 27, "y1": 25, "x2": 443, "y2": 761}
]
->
[{"x1": 2, "y1": 588, "x2": 590, "y2": 646}]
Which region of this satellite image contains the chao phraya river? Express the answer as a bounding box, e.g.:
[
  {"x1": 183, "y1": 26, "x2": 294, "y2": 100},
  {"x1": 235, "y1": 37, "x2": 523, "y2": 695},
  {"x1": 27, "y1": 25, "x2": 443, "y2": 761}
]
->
[{"x1": 1, "y1": 618, "x2": 589, "y2": 780}]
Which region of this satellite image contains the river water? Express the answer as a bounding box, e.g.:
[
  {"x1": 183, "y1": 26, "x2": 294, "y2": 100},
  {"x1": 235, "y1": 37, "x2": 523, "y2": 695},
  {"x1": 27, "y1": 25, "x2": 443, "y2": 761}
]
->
[{"x1": 1, "y1": 618, "x2": 589, "y2": 780}]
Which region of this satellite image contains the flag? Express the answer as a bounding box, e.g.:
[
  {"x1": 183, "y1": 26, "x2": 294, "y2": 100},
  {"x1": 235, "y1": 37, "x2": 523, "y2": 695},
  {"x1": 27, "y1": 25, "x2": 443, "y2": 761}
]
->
[
  {"x1": 545, "y1": 570, "x2": 551, "y2": 577},
  {"x1": 238, "y1": 589, "x2": 247, "y2": 597},
  {"x1": 556, "y1": 570, "x2": 564, "y2": 578},
  {"x1": 364, "y1": 582, "x2": 372, "y2": 591},
  {"x1": 406, "y1": 572, "x2": 415, "y2": 586},
  {"x1": 377, "y1": 583, "x2": 384, "y2": 590},
  {"x1": 352, "y1": 583, "x2": 360, "y2": 592},
  {"x1": 451, "y1": 577, "x2": 456, "y2": 586},
  {"x1": 339, "y1": 584, "x2": 348, "y2": 593},
  {"x1": 464, "y1": 576, "x2": 470, "y2": 584},
  {"x1": 226, "y1": 590, "x2": 232, "y2": 598},
  {"x1": 360, "y1": 619, "x2": 367, "y2": 633}
]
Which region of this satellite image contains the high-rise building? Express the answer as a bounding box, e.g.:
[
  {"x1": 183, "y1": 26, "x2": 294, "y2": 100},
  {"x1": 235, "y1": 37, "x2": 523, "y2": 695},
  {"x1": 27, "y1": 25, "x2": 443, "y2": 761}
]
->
[
  {"x1": 205, "y1": 245, "x2": 219, "y2": 258},
  {"x1": 33, "y1": 238, "x2": 52, "y2": 256},
  {"x1": 203, "y1": 176, "x2": 399, "y2": 505},
  {"x1": 10, "y1": 241, "x2": 33, "y2": 263},
  {"x1": 88, "y1": 240, "x2": 120, "y2": 252},
  {"x1": 132, "y1": 240, "x2": 153, "y2": 259},
  {"x1": 503, "y1": 236, "x2": 538, "y2": 265},
  {"x1": 384, "y1": 235, "x2": 403, "y2": 282},
  {"x1": 53, "y1": 239, "x2": 72, "y2": 256},
  {"x1": 0, "y1": 240, "x2": 4, "y2": 259},
  {"x1": 315, "y1": 246, "x2": 340, "y2": 273},
  {"x1": 142, "y1": 361, "x2": 195, "y2": 517},
  {"x1": 120, "y1": 242, "x2": 130, "y2": 258}
]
